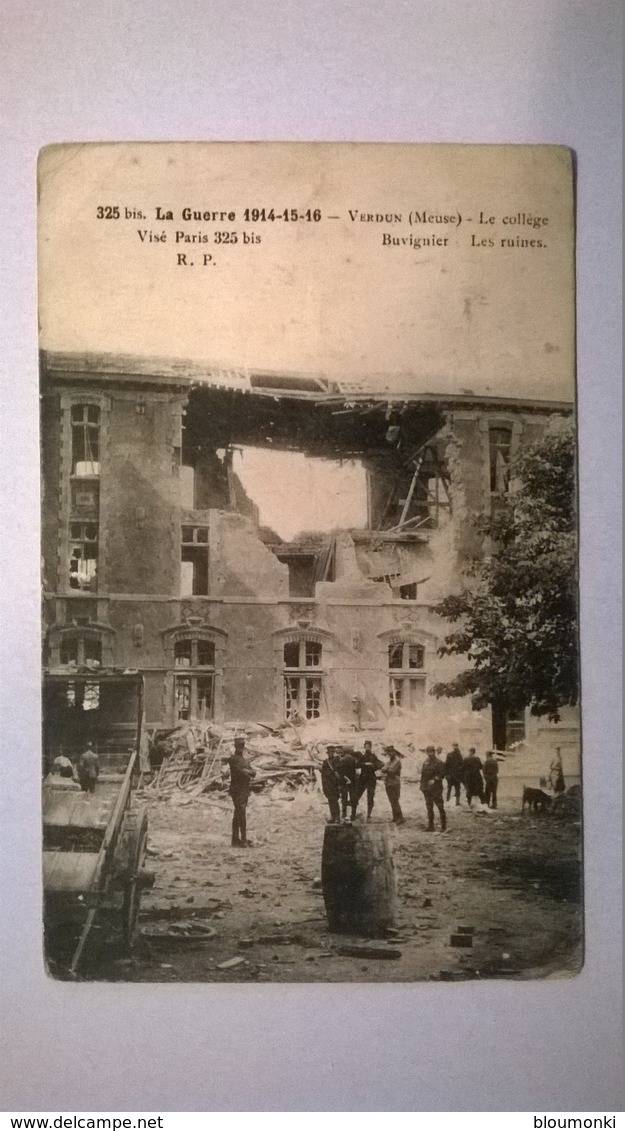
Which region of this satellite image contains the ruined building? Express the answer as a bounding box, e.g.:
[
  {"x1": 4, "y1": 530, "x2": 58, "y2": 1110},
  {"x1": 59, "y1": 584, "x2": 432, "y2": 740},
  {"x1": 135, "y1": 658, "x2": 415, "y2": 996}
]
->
[{"x1": 40, "y1": 351, "x2": 579, "y2": 760}]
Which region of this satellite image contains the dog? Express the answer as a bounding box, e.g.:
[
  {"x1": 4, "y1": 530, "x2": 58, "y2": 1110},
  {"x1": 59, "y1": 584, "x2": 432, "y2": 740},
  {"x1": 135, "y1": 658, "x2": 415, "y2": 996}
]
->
[{"x1": 521, "y1": 785, "x2": 553, "y2": 814}]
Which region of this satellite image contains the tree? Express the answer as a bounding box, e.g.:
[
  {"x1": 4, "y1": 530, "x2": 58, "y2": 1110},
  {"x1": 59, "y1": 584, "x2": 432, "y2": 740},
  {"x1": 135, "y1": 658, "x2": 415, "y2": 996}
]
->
[{"x1": 431, "y1": 418, "x2": 578, "y2": 722}]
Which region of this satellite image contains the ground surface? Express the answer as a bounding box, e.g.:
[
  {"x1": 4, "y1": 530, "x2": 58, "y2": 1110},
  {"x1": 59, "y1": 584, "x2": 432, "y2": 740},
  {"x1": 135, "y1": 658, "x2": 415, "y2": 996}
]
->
[{"x1": 76, "y1": 776, "x2": 583, "y2": 983}]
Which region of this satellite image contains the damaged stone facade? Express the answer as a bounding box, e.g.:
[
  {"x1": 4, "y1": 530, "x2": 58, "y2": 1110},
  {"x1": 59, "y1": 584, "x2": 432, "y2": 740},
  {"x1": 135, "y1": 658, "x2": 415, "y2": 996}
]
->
[{"x1": 41, "y1": 351, "x2": 580, "y2": 762}]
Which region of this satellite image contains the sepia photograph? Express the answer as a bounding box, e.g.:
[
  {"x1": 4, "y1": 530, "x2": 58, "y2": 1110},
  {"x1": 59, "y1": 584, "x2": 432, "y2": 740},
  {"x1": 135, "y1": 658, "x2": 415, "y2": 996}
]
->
[{"x1": 38, "y1": 142, "x2": 582, "y2": 983}]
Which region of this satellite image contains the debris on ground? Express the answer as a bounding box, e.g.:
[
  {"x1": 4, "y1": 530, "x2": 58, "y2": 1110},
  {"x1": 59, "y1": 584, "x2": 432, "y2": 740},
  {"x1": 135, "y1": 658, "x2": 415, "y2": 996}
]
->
[{"x1": 336, "y1": 944, "x2": 402, "y2": 960}]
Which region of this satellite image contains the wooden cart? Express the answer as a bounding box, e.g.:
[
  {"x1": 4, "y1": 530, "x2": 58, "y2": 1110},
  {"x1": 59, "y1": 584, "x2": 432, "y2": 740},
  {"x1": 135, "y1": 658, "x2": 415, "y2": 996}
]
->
[{"x1": 42, "y1": 672, "x2": 151, "y2": 975}]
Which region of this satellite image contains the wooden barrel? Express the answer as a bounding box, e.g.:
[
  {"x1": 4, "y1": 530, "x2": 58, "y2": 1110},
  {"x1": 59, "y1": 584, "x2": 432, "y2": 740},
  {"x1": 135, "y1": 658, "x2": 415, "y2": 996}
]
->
[{"x1": 321, "y1": 823, "x2": 396, "y2": 936}]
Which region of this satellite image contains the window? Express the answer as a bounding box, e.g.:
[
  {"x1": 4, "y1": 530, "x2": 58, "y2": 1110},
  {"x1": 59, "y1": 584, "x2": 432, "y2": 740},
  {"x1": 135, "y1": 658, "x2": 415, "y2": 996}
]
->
[
  {"x1": 283, "y1": 638, "x2": 323, "y2": 720},
  {"x1": 59, "y1": 633, "x2": 102, "y2": 667},
  {"x1": 388, "y1": 640, "x2": 426, "y2": 715},
  {"x1": 489, "y1": 426, "x2": 513, "y2": 495},
  {"x1": 64, "y1": 679, "x2": 100, "y2": 710},
  {"x1": 181, "y1": 526, "x2": 209, "y2": 596},
  {"x1": 69, "y1": 522, "x2": 98, "y2": 591},
  {"x1": 173, "y1": 635, "x2": 215, "y2": 720},
  {"x1": 71, "y1": 404, "x2": 100, "y2": 476}
]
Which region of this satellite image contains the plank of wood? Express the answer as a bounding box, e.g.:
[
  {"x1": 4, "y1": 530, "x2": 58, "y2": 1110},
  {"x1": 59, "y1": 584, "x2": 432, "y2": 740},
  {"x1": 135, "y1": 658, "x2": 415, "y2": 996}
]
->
[
  {"x1": 43, "y1": 785, "x2": 117, "y2": 830},
  {"x1": 43, "y1": 851, "x2": 102, "y2": 893}
]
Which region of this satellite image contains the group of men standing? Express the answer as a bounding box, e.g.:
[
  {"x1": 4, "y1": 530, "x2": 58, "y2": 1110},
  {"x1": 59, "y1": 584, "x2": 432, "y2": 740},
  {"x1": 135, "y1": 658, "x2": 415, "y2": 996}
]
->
[
  {"x1": 319, "y1": 740, "x2": 501, "y2": 833},
  {"x1": 419, "y1": 743, "x2": 501, "y2": 829},
  {"x1": 443, "y1": 743, "x2": 500, "y2": 809},
  {"x1": 320, "y1": 741, "x2": 402, "y2": 825},
  {"x1": 225, "y1": 734, "x2": 502, "y2": 846}
]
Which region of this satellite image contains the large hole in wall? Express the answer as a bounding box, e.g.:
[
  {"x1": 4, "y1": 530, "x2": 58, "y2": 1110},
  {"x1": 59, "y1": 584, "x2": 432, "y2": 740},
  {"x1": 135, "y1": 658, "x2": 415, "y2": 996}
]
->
[{"x1": 231, "y1": 446, "x2": 368, "y2": 541}]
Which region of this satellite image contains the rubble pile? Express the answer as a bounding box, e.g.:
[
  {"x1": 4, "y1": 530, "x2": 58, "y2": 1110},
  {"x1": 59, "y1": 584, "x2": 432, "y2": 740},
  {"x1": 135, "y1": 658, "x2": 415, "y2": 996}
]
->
[{"x1": 143, "y1": 721, "x2": 327, "y2": 799}]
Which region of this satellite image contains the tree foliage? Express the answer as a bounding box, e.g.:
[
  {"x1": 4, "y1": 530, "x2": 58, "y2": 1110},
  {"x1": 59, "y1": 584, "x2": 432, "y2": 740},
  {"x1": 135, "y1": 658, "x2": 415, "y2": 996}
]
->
[{"x1": 431, "y1": 418, "x2": 578, "y2": 721}]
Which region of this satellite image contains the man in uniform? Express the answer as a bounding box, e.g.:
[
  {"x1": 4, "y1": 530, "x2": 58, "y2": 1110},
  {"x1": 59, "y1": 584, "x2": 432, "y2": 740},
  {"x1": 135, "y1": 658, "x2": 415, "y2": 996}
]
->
[
  {"x1": 228, "y1": 736, "x2": 256, "y2": 847},
  {"x1": 354, "y1": 739, "x2": 384, "y2": 820},
  {"x1": 444, "y1": 741, "x2": 464, "y2": 806},
  {"x1": 320, "y1": 745, "x2": 342, "y2": 824},
  {"x1": 337, "y1": 744, "x2": 358, "y2": 822},
  {"x1": 382, "y1": 745, "x2": 404, "y2": 825},
  {"x1": 483, "y1": 749, "x2": 499, "y2": 809},
  {"x1": 463, "y1": 747, "x2": 485, "y2": 806},
  {"x1": 77, "y1": 740, "x2": 99, "y2": 794},
  {"x1": 420, "y1": 745, "x2": 447, "y2": 831}
]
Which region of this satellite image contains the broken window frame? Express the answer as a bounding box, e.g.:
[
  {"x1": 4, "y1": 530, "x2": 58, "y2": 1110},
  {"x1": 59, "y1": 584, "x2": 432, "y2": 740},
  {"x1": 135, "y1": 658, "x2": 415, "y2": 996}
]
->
[
  {"x1": 488, "y1": 425, "x2": 513, "y2": 496},
  {"x1": 68, "y1": 521, "x2": 99, "y2": 592},
  {"x1": 59, "y1": 632, "x2": 103, "y2": 667},
  {"x1": 387, "y1": 640, "x2": 426, "y2": 715},
  {"x1": 173, "y1": 633, "x2": 216, "y2": 720},
  {"x1": 70, "y1": 404, "x2": 101, "y2": 477},
  {"x1": 180, "y1": 525, "x2": 209, "y2": 596},
  {"x1": 283, "y1": 638, "x2": 323, "y2": 720}
]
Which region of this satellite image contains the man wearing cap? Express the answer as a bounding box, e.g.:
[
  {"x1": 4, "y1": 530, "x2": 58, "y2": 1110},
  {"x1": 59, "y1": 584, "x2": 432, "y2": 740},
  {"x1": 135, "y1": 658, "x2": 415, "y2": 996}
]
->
[
  {"x1": 320, "y1": 746, "x2": 342, "y2": 824},
  {"x1": 77, "y1": 740, "x2": 99, "y2": 794},
  {"x1": 483, "y1": 750, "x2": 499, "y2": 809},
  {"x1": 420, "y1": 745, "x2": 447, "y2": 831},
  {"x1": 354, "y1": 740, "x2": 384, "y2": 820},
  {"x1": 444, "y1": 742, "x2": 464, "y2": 806},
  {"x1": 228, "y1": 736, "x2": 256, "y2": 847},
  {"x1": 382, "y1": 745, "x2": 404, "y2": 824},
  {"x1": 463, "y1": 747, "x2": 485, "y2": 806},
  {"x1": 336, "y1": 744, "x2": 358, "y2": 822}
]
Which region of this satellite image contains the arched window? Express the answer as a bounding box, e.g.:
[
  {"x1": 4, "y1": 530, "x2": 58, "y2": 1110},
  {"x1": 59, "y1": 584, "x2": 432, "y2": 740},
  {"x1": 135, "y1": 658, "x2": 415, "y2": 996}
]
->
[
  {"x1": 173, "y1": 634, "x2": 216, "y2": 721},
  {"x1": 49, "y1": 626, "x2": 110, "y2": 669},
  {"x1": 283, "y1": 636, "x2": 323, "y2": 720},
  {"x1": 71, "y1": 404, "x2": 100, "y2": 476},
  {"x1": 386, "y1": 637, "x2": 427, "y2": 715}
]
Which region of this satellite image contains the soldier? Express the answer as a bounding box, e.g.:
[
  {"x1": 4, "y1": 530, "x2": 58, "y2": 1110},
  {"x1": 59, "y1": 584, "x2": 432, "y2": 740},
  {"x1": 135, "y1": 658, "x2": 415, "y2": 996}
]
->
[
  {"x1": 382, "y1": 745, "x2": 404, "y2": 825},
  {"x1": 77, "y1": 740, "x2": 99, "y2": 794},
  {"x1": 483, "y1": 750, "x2": 499, "y2": 809},
  {"x1": 549, "y1": 747, "x2": 566, "y2": 795},
  {"x1": 337, "y1": 744, "x2": 358, "y2": 821},
  {"x1": 354, "y1": 740, "x2": 384, "y2": 820},
  {"x1": 463, "y1": 747, "x2": 485, "y2": 806},
  {"x1": 320, "y1": 745, "x2": 342, "y2": 824},
  {"x1": 228, "y1": 736, "x2": 256, "y2": 847},
  {"x1": 420, "y1": 745, "x2": 447, "y2": 831},
  {"x1": 444, "y1": 741, "x2": 464, "y2": 806}
]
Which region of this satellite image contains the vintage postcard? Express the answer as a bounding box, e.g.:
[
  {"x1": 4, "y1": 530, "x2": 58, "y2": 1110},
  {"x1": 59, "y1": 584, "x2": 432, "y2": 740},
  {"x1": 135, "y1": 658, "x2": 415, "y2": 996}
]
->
[{"x1": 38, "y1": 142, "x2": 581, "y2": 982}]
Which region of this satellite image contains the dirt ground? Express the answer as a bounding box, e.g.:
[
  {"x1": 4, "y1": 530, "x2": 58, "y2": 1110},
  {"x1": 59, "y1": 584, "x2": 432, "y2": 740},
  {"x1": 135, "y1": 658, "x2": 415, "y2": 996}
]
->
[{"x1": 78, "y1": 775, "x2": 583, "y2": 984}]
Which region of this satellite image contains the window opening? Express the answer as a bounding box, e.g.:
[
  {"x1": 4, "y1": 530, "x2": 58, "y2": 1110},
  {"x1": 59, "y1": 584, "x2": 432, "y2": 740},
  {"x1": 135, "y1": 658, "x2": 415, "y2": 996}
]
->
[
  {"x1": 489, "y1": 427, "x2": 513, "y2": 495},
  {"x1": 174, "y1": 640, "x2": 193, "y2": 667},
  {"x1": 181, "y1": 526, "x2": 209, "y2": 596},
  {"x1": 283, "y1": 638, "x2": 323, "y2": 720},
  {"x1": 60, "y1": 638, "x2": 79, "y2": 665},
  {"x1": 71, "y1": 405, "x2": 100, "y2": 476},
  {"x1": 388, "y1": 640, "x2": 426, "y2": 714},
  {"x1": 59, "y1": 634, "x2": 102, "y2": 666},
  {"x1": 305, "y1": 640, "x2": 322, "y2": 667},
  {"x1": 172, "y1": 634, "x2": 216, "y2": 720},
  {"x1": 69, "y1": 522, "x2": 98, "y2": 591}
]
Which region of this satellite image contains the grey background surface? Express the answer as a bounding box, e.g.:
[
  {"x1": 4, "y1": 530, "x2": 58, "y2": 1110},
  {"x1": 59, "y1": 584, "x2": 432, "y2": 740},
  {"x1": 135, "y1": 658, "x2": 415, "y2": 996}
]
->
[{"x1": 0, "y1": 0, "x2": 622, "y2": 1112}]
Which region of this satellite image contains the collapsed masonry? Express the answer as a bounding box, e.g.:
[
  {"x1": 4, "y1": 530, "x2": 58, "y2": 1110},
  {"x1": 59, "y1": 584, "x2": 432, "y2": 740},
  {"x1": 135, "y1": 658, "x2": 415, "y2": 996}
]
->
[{"x1": 41, "y1": 352, "x2": 580, "y2": 762}]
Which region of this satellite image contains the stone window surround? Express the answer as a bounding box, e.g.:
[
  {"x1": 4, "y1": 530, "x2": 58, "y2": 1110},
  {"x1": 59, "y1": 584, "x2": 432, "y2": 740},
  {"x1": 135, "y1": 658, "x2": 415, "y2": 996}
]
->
[
  {"x1": 377, "y1": 627, "x2": 437, "y2": 716},
  {"x1": 47, "y1": 623, "x2": 116, "y2": 668},
  {"x1": 58, "y1": 391, "x2": 111, "y2": 597},
  {"x1": 161, "y1": 622, "x2": 227, "y2": 722},
  {"x1": 271, "y1": 624, "x2": 335, "y2": 721}
]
